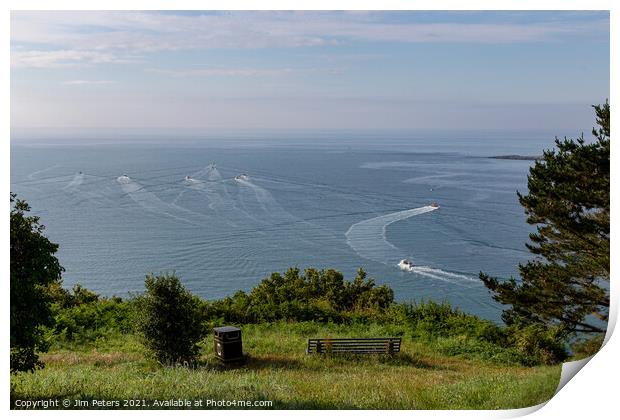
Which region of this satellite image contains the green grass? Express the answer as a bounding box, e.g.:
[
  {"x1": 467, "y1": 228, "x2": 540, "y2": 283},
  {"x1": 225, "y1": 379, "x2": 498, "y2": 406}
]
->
[{"x1": 11, "y1": 322, "x2": 561, "y2": 409}]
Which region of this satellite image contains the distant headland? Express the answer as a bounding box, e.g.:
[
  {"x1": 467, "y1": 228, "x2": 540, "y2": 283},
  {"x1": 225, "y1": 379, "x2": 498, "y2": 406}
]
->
[{"x1": 489, "y1": 155, "x2": 542, "y2": 161}]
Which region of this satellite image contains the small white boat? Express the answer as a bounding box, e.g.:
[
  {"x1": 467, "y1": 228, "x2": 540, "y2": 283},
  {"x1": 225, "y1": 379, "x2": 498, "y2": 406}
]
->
[
  {"x1": 430, "y1": 202, "x2": 440, "y2": 208},
  {"x1": 398, "y1": 259, "x2": 415, "y2": 270},
  {"x1": 185, "y1": 175, "x2": 192, "y2": 181},
  {"x1": 234, "y1": 174, "x2": 249, "y2": 181}
]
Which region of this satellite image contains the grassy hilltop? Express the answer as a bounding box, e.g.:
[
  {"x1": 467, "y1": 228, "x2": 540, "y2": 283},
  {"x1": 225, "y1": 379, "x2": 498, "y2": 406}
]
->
[
  {"x1": 12, "y1": 323, "x2": 561, "y2": 409},
  {"x1": 11, "y1": 268, "x2": 567, "y2": 410}
]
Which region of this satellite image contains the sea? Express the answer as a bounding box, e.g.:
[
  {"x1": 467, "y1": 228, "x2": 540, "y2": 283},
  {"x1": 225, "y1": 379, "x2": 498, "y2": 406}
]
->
[{"x1": 10, "y1": 130, "x2": 563, "y2": 322}]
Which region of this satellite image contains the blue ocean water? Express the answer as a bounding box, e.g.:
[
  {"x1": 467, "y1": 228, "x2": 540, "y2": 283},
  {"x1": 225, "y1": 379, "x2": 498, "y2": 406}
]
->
[{"x1": 10, "y1": 131, "x2": 560, "y2": 321}]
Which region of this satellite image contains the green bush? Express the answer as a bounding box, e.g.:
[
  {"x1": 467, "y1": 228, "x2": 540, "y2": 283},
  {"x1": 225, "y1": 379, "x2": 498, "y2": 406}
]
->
[
  {"x1": 399, "y1": 300, "x2": 568, "y2": 366},
  {"x1": 47, "y1": 282, "x2": 101, "y2": 308},
  {"x1": 208, "y1": 267, "x2": 394, "y2": 323},
  {"x1": 134, "y1": 273, "x2": 206, "y2": 366},
  {"x1": 402, "y1": 300, "x2": 505, "y2": 342},
  {"x1": 505, "y1": 324, "x2": 568, "y2": 366},
  {"x1": 571, "y1": 334, "x2": 604, "y2": 359},
  {"x1": 44, "y1": 282, "x2": 131, "y2": 346},
  {"x1": 51, "y1": 299, "x2": 133, "y2": 343}
]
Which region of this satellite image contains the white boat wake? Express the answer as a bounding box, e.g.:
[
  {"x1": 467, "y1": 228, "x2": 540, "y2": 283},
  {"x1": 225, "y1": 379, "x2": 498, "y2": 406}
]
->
[
  {"x1": 235, "y1": 177, "x2": 280, "y2": 216},
  {"x1": 345, "y1": 205, "x2": 438, "y2": 263},
  {"x1": 173, "y1": 165, "x2": 234, "y2": 220},
  {"x1": 345, "y1": 205, "x2": 478, "y2": 286},
  {"x1": 234, "y1": 177, "x2": 333, "y2": 247},
  {"x1": 116, "y1": 175, "x2": 202, "y2": 226},
  {"x1": 27, "y1": 164, "x2": 61, "y2": 180},
  {"x1": 398, "y1": 264, "x2": 478, "y2": 285},
  {"x1": 63, "y1": 172, "x2": 85, "y2": 190}
]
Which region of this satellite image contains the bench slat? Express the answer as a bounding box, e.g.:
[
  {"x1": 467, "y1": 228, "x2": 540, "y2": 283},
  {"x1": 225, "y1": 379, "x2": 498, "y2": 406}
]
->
[
  {"x1": 308, "y1": 343, "x2": 398, "y2": 346},
  {"x1": 306, "y1": 337, "x2": 401, "y2": 354},
  {"x1": 308, "y1": 340, "x2": 401, "y2": 343},
  {"x1": 307, "y1": 346, "x2": 401, "y2": 350},
  {"x1": 308, "y1": 350, "x2": 395, "y2": 353},
  {"x1": 308, "y1": 338, "x2": 400, "y2": 341},
  {"x1": 307, "y1": 341, "x2": 400, "y2": 345}
]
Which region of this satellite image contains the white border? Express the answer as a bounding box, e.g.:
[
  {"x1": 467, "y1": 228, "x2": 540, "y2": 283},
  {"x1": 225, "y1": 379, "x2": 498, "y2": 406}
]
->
[{"x1": 3, "y1": 1, "x2": 617, "y2": 419}]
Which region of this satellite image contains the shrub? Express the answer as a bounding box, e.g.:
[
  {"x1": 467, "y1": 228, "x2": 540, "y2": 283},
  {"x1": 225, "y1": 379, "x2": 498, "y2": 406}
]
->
[
  {"x1": 505, "y1": 324, "x2": 568, "y2": 366},
  {"x1": 402, "y1": 300, "x2": 505, "y2": 342},
  {"x1": 43, "y1": 282, "x2": 130, "y2": 346},
  {"x1": 209, "y1": 267, "x2": 395, "y2": 323},
  {"x1": 47, "y1": 282, "x2": 101, "y2": 309},
  {"x1": 399, "y1": 300, "x2": 569, "y2": 366},
  {"x1": 51, "y1": 299, "x2": 133, "y2": 343},
  {"x1": 571, "y1": 334, "x2": 604, "y2": 359},
  {"x1": 134, "y1": 274, "x2": 206, "y2": 366}
]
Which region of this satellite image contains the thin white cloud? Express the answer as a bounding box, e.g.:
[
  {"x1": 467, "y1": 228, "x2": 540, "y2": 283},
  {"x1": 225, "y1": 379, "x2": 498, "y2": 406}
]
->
[
  {"x1": 9, "y1": 12, "x2": 608, "y2": 131},
  {"x1": 62, "y1": 80, "x2": 116, "y2": 85},
  {"x1": 11, "y1": 49, "x2": 130, "y2": 68},
  {"x1": 10, "y1": 12, "x2": 609, "y2": 67},
  {"x1": 146, "y1": 67, "x2": 343, "y2": 78},
  {"x1": 147, "y1": 67, "x2": 293, "y2": 78}
]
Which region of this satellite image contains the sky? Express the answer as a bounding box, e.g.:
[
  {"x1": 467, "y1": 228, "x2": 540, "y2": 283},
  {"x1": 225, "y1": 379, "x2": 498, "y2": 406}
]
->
[{"x1": 10, "y1": 11, "x2": 610, "y2": 133}]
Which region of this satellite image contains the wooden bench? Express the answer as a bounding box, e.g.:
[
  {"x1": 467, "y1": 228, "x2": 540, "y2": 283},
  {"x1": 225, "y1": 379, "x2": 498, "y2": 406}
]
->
[{"x1": 306, "y1": 337, "x2": 401, "y2": 355}]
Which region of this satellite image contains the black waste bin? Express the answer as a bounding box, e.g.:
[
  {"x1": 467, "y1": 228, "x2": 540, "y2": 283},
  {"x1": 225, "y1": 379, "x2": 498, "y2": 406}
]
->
[{"x1": 213, "y1": 326, "x2": 243, "y2": 363}]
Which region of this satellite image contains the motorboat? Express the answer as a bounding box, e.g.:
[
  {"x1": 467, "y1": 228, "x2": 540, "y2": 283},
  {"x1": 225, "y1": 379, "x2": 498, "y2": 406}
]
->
[
  {"x1": 398, "y1": 259, "x2": 415, "y2": 270},
  {"x1": 430, "y1": 202, "x2": 440, "y2": 208},
  {"x1": 185, "y1": 175, "x2": 193, "y2": 181},
  {"x1": 234, "y1": 174, "x2": 249, "y2": 181}
]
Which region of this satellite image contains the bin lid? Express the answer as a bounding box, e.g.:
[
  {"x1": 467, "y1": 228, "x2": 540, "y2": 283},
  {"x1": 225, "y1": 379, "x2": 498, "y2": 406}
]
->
[{"x1": 214, "y1": 326, "x2": 241, "y2": 333}]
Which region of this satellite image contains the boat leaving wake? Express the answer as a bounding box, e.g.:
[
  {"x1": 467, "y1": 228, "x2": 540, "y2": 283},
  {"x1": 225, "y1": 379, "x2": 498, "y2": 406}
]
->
[
  {"x1": 345, "y1": 205, "x2": 478, "y2": 286},
  {"x1": 345, "y1": 205, "x2": 438, "y2": 263},
  {"x1": 116, "y1": 174, "x2": 201, "y2": 226},
  {"x1": 63, "y1": 172, "x2": 84, "y2": 190},
  {"x1": 398, "y1": 264, "x2": 478, "y2": 285}
]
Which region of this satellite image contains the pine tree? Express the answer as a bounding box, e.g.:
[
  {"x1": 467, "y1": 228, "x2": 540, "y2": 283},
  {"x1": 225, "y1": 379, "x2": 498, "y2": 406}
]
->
[{"x1": 480, "y1": 102, "x2": 609, "y2": 335}]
